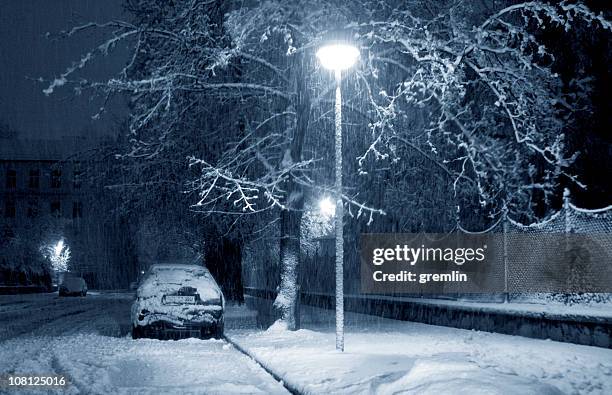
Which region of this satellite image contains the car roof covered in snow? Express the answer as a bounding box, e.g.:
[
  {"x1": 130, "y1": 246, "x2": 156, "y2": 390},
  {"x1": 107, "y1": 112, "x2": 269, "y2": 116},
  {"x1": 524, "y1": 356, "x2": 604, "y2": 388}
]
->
[
  {"x1": 61, "y1": 276, "x2": 85, "y2": 284},
  {"x1": 148, "y1": 263, "x2": 208, "y2": 272}
]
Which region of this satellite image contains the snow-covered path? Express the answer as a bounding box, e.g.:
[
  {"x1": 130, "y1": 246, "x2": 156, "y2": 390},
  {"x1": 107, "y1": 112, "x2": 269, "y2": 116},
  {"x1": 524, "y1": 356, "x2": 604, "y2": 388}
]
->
[
  {"x1": 0, "y1": 293, "x2": 288, "y2": 394},
  {"x1": 229, "y1": 303, "x2": 612, "y2": 395}
]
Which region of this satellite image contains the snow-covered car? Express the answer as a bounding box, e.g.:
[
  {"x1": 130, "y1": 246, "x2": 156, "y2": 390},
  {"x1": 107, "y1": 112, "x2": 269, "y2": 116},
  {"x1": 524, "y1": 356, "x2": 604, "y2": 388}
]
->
[
  {"x1": 131, "y1": 263, "x2": 224, "y2": 340},
  {"x1": 59, "y1": 276, "x2": 87, "y2": 296}
]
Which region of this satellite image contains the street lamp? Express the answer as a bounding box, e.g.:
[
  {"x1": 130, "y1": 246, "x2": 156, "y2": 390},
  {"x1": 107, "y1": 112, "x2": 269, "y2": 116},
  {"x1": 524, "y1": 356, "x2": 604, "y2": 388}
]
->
[
  {"x1": 316, "y1": 42, "x2": 359, "y2": 352},
  {"x1": 319, "y1": 196, "x2": 336, "y2": 217}
]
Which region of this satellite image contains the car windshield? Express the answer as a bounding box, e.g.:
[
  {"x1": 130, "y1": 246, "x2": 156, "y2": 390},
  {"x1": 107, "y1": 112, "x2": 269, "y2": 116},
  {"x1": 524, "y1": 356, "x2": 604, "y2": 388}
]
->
[
  {"x1": 152, "y1": 268, "x2": 206, "y2": 275},
  {"x1": 137, "y1": 265, "x2": 219, "y2": 300},
  {"x1": 147, "y1": 266, "x2": 210, "y2": 283}
]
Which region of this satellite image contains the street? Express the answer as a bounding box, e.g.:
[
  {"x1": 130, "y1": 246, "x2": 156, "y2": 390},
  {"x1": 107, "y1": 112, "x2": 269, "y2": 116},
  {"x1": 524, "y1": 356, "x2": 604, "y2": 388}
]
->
[{"x1": 0, "y1": 292, "x2": 288, "y2": 395}]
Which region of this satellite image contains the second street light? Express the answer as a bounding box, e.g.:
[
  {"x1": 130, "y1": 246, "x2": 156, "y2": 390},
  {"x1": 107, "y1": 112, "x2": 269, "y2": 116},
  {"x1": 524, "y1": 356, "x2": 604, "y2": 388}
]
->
[{"x1": 316, "y1": 42, "x2": 359, "y2": 352}]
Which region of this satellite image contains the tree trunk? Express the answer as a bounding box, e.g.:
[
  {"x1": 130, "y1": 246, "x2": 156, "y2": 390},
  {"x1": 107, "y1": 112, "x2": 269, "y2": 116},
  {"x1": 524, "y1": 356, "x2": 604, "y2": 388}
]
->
[
  {"x1": 275, "y1": 196, "x2": 303, "y2": 329},
  {"x1": 273, "y1": 51, "x2": 310, "y2": 330}
]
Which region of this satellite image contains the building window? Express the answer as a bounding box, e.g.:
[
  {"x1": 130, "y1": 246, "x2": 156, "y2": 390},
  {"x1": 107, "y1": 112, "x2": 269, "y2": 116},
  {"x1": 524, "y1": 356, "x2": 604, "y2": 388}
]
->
[
  {"x1": 51, "y1": 169, "x2": 61, "y2": 188},
  {"x1": 6, "y1": 169, "x2": 16, "y2": 188},
  {"x1": 27, "y1": 200, "x2": 39, "y2": 218},
  {"x1": 73, "y1": 162, "x2": 82, "y2": 189},
  {"x1": 72, "y1": 201, "x2": 83, "y2": 218},
  {"x1": 4, "y1": 200, "x2": 16, "y2": 218},
  {"x1": 29, "y1": 169, "x2": 40, "y2": 188},
  {"x1": 50, "y1": 201, "x2": 61, "y2": 217}
]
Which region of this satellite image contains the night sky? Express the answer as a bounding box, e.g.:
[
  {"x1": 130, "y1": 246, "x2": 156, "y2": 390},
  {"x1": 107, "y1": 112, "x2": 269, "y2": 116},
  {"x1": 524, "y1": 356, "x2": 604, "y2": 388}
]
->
[{"x1": 0, "y1": 0, "x2": 128, "y2": 139}]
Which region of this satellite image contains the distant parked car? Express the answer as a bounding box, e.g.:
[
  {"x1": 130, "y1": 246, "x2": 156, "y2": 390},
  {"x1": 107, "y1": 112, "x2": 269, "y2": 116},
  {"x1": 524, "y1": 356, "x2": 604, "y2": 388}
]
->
[
  {"x1": 59, "y1": 275, "x2": 87, "y2": 297},
  {"x1": 131, "y1": 263, "x2": 224, "y2": 340}
]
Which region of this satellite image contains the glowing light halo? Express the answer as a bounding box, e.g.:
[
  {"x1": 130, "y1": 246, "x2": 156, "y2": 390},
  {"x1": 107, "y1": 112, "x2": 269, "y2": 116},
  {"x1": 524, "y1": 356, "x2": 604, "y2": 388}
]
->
[
  {"x1": 316, "y1": 43, "x2": 360, "y2": 71},
  {"x1": 319, "y1": 196, "x2": 336, "y2": 217}
]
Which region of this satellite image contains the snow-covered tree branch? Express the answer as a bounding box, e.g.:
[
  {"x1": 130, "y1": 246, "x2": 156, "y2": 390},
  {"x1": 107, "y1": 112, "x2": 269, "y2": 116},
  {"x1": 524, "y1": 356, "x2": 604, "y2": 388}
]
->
[{"x1": 44, "y1": 0, "x2": 610, "y2": 326}]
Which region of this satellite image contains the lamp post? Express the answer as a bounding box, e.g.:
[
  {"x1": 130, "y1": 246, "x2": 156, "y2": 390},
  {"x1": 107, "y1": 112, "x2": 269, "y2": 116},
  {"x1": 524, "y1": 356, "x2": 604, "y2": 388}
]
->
[{"x1": 316, "y1": 42, "x2": 359, "y2": 352}]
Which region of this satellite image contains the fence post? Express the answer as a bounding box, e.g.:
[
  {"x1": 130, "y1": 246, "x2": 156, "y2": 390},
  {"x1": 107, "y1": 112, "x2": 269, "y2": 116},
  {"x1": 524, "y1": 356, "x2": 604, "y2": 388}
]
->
[
  {"x1": 562, "y1": 188, "x2": 573, "y2": 297},
  {"x1": 502, "y1": 205, "x2": 509, "y2": 303},
  {"x1": 455, "y1": 206, "x2": 461, "y2": 301},
  {"x1": 563, "y1": 188, "x2": 572, "y2": 267},
  {"x1": 563, "y1": 188, "x2": 572, "y2": 234}
]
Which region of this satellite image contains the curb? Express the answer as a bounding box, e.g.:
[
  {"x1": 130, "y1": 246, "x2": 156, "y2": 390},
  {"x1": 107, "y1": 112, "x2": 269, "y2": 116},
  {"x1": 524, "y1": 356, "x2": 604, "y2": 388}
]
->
[{"x1": 224, "y1": 335, "x2": 303, "y2": 395}]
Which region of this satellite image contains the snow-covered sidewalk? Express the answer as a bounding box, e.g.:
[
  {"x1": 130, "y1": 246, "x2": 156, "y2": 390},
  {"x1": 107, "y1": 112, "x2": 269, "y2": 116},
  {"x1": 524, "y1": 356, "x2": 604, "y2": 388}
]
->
[{"x1": 227, "y1": 304, "x2": 612, "y2": 394}]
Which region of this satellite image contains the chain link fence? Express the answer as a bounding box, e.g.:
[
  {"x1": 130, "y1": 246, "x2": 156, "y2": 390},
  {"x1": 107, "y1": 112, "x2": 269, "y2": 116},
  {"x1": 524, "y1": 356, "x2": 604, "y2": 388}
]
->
[{"x1": 458, "y1": 189, "x2": 612, "y2": 302}]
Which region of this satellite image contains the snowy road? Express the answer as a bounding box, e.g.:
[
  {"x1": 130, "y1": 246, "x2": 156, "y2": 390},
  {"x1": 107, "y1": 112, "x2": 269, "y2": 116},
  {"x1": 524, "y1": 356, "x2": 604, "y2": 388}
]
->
[{"x1": 0, "y1": 292, "x2": 288, "y2": 394}]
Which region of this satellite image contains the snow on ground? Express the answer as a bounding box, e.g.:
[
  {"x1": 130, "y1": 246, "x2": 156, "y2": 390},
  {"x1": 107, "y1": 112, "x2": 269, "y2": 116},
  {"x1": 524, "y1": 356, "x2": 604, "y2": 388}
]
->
[
  {"x1": 392, "y1": 296, "x2": 612, "y2": 320},
  {"x1": 0, "y1": 334, "x2": 288, "y2": 394},
  {"x1": 308, "y1": 292, "x2": 612, "y2": 320},
  {"x1": 227, "y1": 303, "x2": 612, "y2": 395},
  {"x1": 2, "y1": 292, "x2": 612, "y2": 394},
  {"x1": 0, "y1": 293, "x2": 288, "y2": 395}
]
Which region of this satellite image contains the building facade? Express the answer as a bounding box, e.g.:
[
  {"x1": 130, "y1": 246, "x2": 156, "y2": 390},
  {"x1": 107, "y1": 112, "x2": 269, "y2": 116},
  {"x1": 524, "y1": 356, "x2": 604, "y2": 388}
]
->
[
  {"x1": 0, "y1": 139, "x2": 87, "y2": 229},
  {"x1": 0, "y1": 137, "x2": 137, "y2": 289}
]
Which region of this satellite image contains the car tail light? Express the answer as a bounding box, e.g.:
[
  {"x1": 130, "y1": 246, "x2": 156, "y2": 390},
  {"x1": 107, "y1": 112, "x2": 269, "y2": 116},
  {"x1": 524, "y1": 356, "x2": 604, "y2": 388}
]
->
[{"x1": 199, "y1": 296, "x2": 222, "y2": 306}]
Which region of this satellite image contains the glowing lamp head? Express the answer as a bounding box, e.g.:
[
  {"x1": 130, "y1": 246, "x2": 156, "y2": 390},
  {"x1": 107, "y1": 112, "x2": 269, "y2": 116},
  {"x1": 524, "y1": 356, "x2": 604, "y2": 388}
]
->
[
  {"x1": 316, "y1": 43, "x2": 359, "y2": 71},
  {"x1": 319, "y1": 197, "x2": 336, "y2": 217}
]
